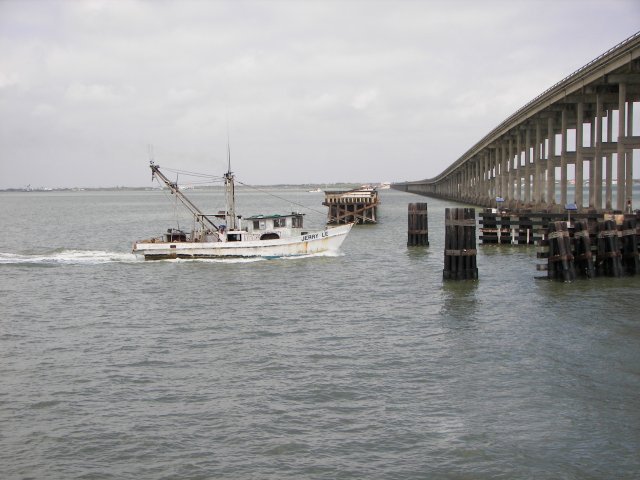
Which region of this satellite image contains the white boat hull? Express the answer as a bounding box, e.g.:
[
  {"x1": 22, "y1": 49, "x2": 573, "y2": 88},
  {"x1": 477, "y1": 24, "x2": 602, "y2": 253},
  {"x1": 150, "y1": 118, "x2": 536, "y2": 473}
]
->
[{"x1": 133, "y1": 224, "x2": 352, "y2": 260}]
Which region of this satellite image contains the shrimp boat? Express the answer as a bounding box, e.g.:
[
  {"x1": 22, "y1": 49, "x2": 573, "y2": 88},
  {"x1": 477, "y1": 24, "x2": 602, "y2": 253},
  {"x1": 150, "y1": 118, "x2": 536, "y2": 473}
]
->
[{"x1": 132, "y1": 162, "x2": 353, "y2": 260}]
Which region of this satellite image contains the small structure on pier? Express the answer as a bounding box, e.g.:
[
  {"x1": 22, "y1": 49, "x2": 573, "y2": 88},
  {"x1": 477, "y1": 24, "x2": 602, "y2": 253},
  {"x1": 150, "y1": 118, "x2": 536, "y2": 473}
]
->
[{"x1": 324, "y1": 186, "x2": 379, "y2": 225}]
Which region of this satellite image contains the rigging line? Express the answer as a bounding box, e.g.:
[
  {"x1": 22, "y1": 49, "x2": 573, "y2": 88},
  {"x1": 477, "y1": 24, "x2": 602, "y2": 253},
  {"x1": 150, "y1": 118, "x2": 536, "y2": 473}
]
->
[
  {"x1": 154, "y1": 177, "x2": 183, "y2": 226},
  {"x1": 174, "y1": 173, "x2": 180, "y2": 229},
  {"x1": 234, "y1": 180, "x2": 328, "y2": 218},
  {"x1": 175, "y1": 180, "x2": 224, "y2": 186},
  {"x1": 160, "y1": 167, "x2": 225, "y2": 180}
]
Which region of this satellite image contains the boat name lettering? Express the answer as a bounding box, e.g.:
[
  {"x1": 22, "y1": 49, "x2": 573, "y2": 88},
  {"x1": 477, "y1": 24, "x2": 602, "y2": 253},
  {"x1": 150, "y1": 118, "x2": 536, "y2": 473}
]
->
[{"x1": 302, "y1": 231, "x2": 329, "y2": 242}]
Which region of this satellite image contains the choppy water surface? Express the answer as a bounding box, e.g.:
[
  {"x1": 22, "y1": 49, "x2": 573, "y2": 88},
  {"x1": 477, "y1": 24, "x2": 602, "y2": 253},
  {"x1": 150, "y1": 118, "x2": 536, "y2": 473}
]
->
[{"x1": 1, "y1": 189, "x2": 639, "y2": 479}]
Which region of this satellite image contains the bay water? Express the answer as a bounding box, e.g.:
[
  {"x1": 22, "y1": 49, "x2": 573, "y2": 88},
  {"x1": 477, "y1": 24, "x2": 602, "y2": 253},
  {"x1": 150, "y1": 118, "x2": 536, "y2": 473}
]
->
[{"x1": 1, "y1": 188, "x2": 639, "y2": 479}]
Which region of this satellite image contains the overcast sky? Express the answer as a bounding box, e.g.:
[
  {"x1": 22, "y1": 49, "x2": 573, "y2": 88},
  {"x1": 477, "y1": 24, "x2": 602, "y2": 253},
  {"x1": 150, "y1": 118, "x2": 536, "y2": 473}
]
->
[{"x1": 1, "y1": 0, "x2": 639, "y2": 188}]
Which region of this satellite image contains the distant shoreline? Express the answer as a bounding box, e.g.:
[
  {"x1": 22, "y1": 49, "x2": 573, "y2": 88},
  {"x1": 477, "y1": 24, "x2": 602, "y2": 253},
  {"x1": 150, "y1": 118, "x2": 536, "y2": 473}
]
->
[
  {"x1": 0, "y1": 183, "x2": 365, "y2": 193},
  {"x1": 2, "y1": 179, "x2": 639, "y2": 193}
]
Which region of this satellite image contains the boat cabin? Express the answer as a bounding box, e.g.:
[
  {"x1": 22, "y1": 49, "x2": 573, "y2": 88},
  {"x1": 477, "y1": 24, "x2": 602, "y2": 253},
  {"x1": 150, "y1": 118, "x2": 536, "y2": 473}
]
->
[
  {"x1": 165, "y1": 228, "x2": 188, "y2": 242},
  {"x1": 243, "y1": 213, "x2": 304, "y2": 240}
]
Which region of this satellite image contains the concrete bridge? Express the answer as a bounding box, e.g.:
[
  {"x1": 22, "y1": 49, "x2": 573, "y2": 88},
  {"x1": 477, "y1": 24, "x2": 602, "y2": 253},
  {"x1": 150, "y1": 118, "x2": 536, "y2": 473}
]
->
[{"x1": 394, "y1": 32, "x2": 640, "y2": 213}]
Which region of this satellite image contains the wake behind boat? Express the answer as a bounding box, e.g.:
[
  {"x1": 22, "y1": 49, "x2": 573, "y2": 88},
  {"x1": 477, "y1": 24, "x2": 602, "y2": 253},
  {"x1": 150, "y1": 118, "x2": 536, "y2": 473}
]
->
[{"x1": 132, "y1": 162, "x2": 353, "y2": 260}]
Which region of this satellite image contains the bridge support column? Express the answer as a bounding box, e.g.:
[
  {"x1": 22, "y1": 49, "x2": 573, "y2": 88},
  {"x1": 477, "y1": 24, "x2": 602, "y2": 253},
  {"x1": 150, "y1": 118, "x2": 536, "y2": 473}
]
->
[
  {"x1": 497, "y1": 144, "x2": 502, "y2": 201},
  {"x1": 540, "y1": 141, "x2": 545, "y2": 204},
  {"x1": 501, "y1": 141, "x2": 508, "y2": 201},
  {"x1": 626, "y1": 101, "x2": 633, "y2": 211},
  {"x1": 515, "y1": 130, "x2": 522, "y2": 205},
  {"x1": 481, "y1": 154, "x2": 488, "y2": 205},
  {"x1": 547, "y1": 116, "x2": 556, "y2": 207},
  {"x1": 605, "y1": 108, "x2": 613, "y2": 210},
  {"x1": 590, "y1": 96, "x2": 600, "y2": 209},
  {"x1": 617, "y1": 82, "x2": 627, "y2": 211},
  {"x1": 535, "y1": 120, "x2": 542, "y2": 205},
  {"x1": 560, "y1": 107, "x2": 568, "y2": 207},
  {"x1": 576, "y1": 102, "x2": 584, "y2": 209},
  {"x1": 525, "y1": 126, "x2": 531, "y2": 205},
  {"x1": 505, "y1": 138, "x2": 513, "y2": 208},
  {"x1": 470, "y1": 163, "x2": 473, "y2": 201}
]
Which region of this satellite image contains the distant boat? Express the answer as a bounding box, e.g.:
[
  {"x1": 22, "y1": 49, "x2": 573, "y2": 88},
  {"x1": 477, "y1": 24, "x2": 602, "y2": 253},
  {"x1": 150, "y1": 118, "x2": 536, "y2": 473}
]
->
[
  {"x1": 132, "y1": 162, "x2": 352, "y2": 260},
  {"x1": 378, "y1": 182, "x2": 391, "y2": 190},
  {"x1": 307, "y1": 187, "x2": 323, "y2": 193}
]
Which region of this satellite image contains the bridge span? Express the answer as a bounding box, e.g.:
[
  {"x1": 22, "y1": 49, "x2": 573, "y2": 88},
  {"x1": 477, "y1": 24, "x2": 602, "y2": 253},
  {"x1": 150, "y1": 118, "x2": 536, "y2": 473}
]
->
[{"x1": 394, "y1": 32, "x2": 640, "y2": 213}]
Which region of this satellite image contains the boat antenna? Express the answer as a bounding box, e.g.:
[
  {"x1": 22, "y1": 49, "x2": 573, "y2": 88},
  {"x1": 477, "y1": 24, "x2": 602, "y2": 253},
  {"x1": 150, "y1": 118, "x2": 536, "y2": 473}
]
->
[
  {"x1": 223, "y1": 117, "x2": 237, "y2": 230},
  {"x1": 226, "y1": 112, "x2": 232, "y2": 174}
]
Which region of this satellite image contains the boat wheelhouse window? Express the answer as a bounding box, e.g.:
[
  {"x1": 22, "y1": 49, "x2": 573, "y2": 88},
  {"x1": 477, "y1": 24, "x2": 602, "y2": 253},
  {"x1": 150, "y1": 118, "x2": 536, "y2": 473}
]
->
[
  {"x1": 273, "y1": 217, "x2": 286, "y2": 228},
  {"x1": 292, "y1": 215, "x2": 303, "y2": 228},
  {"x1": 253, "y1": 220, "x2": 266, "y2": 230},
  {"x1": 165, "y1": 229, "x2": 187, "y2": 242}
]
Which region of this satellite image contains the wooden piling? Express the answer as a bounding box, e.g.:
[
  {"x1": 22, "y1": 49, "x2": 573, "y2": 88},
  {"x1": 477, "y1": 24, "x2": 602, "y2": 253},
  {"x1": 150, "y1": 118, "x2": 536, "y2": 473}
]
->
[
  {"x1": 596, "y1": 220, "x2": 622, "y2": 277},
  {"x1": 478, "y1": 210, "x2": 499, "y2": 244},
  {"x1": 443, "y1": 208, "x2": 478, "y2": 280},
  {"x1": 573, "y1": 220, "x2": 595, "y2": 278},
  {"x1": 547, "y1": 221, "x2": 576, "y2": 282},
  {"x1": 620, "y1": 217, "x2": 639, "y2": 275},
  {"x1": 408, "y1": 203, "x2": 429, "y2": 246}
]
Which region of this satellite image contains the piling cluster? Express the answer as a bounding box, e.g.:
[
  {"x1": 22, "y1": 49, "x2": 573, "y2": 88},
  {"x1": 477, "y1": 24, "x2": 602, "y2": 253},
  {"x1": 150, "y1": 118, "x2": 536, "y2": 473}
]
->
[
  {"x1": 403, "y1": 202, "x2": 638, "y2": 283},
  {"x1": 443, "y1": 208, "x2": 478, "y2": 280},
  {"x1": 407, "y1": 203, "x2": 429, "y2": 246},
  {"x1": 537, "y1": 215, "x2": 640, "y2": 281}
]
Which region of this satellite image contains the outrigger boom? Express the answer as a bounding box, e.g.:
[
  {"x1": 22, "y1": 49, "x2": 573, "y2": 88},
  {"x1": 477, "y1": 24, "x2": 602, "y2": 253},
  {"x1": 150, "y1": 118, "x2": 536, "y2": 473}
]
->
[{"x1": 150, "y1": 162, "x2": 220, "y2": 232}]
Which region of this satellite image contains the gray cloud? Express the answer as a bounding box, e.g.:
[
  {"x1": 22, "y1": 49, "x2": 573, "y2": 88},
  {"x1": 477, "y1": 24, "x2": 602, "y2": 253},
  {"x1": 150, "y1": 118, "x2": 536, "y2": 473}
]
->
[{"x1": 1, "y1": 0, "x2": 639, "y2": 188}]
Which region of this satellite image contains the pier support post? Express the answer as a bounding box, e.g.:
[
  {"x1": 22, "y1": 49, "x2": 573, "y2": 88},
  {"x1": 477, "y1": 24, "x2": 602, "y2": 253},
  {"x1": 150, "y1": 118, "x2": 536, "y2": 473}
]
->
[
  {"x1": 547, "y1": 221, "x2": 576, "y2": 281},
  {"x1": 620, "y1": 217, "x2": 639, "y2": 275},
  {"x1": 408, "y1": 203, "x2": 429, "y2": 246},
  {"x1": 443, "y1": 208, "x2": 478, "y2": 280},
  {"x1": 573, "y1": 220, "x2": 595, "y2": 278},
  {"x1": 596, "y1": 219, "x2": 622, "y2": 277}
]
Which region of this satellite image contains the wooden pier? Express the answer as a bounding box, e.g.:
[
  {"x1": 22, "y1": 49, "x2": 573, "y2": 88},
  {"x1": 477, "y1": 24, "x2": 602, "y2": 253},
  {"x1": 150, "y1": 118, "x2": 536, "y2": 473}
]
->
[{"x1": 324, "y1": 187, "x2": 379, "y2": 225}]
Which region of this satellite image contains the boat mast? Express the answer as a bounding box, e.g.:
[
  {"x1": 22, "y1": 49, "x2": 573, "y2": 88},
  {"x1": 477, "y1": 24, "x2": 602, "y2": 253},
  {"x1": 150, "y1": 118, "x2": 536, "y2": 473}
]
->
[
  {"x1": 149, "y1": 162, "x2": 219, "y2": 231},
  {"x1": 224, "y1": 139, "x2": 238, "y2": 230}
]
